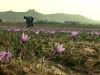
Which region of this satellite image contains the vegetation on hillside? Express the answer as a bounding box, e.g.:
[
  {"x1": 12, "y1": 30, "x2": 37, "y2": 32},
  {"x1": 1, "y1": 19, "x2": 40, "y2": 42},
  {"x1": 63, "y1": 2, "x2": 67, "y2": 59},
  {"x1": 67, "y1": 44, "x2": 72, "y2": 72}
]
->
[{"x1": 0, "y1": 9, "x2": 96, "y2": 23}]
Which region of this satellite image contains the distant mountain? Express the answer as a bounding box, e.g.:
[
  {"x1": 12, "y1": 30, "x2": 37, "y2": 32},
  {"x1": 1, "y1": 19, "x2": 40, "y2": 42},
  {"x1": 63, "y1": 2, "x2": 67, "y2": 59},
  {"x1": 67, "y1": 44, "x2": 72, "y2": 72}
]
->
[
  {"x1": 94, "y1": 20, "x2": 100, "y2": 24},
  {"x1": 0, "y1": 10, "x2": 42, "y2": 22},
  {"x1": 44, "y1": 13, "x2": 95, "y2": 23},
  {"x1": 0, "y1": 9, "x2": 96, "y2": 23}
]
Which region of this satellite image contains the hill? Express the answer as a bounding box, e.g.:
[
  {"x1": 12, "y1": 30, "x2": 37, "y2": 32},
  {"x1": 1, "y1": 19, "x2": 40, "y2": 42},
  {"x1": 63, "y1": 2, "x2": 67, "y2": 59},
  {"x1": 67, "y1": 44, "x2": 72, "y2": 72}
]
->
[
  {"x1": 44, "y1": 13, "x2": 94, "y2": 23},
  {"x1": 0, "y1": 9, "x2": 95, "y2": 23}
]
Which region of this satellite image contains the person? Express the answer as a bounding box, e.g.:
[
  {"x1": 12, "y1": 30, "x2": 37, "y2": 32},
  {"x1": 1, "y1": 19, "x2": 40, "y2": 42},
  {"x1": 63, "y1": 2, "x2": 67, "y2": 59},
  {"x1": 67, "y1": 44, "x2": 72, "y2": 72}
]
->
[
  {"x1": 0, "y1": 19, "x2": 2, "y2": 22},
  {"x1": 24, "y1": 16, "x2": 34, "y2": 27}
]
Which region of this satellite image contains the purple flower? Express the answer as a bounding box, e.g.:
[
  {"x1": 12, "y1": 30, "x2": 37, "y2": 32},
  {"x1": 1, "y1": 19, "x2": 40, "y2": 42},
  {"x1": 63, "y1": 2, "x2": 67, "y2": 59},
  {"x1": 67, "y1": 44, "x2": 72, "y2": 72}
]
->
[
  {"x1": 94, "y1": 32, "x2": 100, "y2": 36},
  {"x1": 21, "y1": 33, "x2": 30, "y2": 44},
  {"x1": 0, "y1": 51, "x2": 13, "y2": 64},
  {"x1": 55, "y1": 43, "x2": 65, "y2": 53},
  {"x1": 61, "y1": 30, "x2": 66, "y2": 33},
  {"x1": 50, "y1": 31, "x2": 56, "y2": 34},
  {"x1": 70, "y1": 31, "x2": 79, "y2": 40},
  {"x1": 7, "y1": 27, "x2": 21, "y2": 32},
  {"x1": 13, "y1": 28, "x2": 21, "y2": 32}
]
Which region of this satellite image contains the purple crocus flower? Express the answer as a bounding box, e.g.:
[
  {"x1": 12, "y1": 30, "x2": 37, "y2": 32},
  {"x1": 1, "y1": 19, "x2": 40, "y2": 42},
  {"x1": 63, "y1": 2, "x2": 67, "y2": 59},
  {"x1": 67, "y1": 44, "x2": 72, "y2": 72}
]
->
[
  {"x1": 70, "y1": 31, "x2": 79, "y2": 40},
  {"x1": 61, "y1": 30, "x2": 66, "y2": 33},
  {"x1": 13, "y1": 27, "x2": 21, "y2": 32},
  {"x1": 50, "y1": 31, "x2": 56, "y2": 34},
  {"x1": 7, "y1": 28, "x2": 11, "y2": 32},
  {"x1": 7, "y1": 27, "x2": 21, "y2": 32},
  {"x1": 55, "y1": 43, "x2": 65, "y2": 53},
  {"x1": 21, "y1": 33, "x2": 30, "y2": 44},
  {"x1": 94, "y1": 32, "x2": 100, "y2": 36},
  {"x1": 7, "y1": 28, "x2": 13, "y2": 32},
  {"x1": 0, "y1": 51, "x2": 13, "y2": 64}
]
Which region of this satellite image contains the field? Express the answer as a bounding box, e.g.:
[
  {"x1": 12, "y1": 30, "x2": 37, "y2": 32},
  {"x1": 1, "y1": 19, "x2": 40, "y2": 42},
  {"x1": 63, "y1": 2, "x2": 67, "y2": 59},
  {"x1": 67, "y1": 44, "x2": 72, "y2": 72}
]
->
[{"x1": 0, "y1": 22, "x2": 100, "y2": 75}]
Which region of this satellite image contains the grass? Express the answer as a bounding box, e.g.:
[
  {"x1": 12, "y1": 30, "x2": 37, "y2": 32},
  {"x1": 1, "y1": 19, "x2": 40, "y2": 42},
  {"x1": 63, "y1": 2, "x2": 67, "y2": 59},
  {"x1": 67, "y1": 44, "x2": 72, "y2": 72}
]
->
[{"x1": 0, "y1": 22, "x2": 100, "y2": 75}]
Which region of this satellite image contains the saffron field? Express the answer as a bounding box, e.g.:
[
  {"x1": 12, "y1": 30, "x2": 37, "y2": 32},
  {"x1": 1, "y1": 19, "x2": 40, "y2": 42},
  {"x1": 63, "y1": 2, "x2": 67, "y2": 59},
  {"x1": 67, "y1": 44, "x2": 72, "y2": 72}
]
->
[{"x1": 0, "y1": 22, "x2": 100, "y2": 75}]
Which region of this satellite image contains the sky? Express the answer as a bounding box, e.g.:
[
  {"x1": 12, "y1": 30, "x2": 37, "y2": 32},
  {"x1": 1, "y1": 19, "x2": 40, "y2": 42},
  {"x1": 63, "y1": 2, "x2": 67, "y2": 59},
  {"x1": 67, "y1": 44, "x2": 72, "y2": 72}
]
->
[{"x1": 0, "y1": 0, "x2": 100, "y2": 20}]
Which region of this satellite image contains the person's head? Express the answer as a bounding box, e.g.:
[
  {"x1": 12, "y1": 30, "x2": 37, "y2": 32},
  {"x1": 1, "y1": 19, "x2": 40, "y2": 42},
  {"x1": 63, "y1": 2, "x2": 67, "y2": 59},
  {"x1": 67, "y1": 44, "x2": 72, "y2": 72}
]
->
[{"x1": 24, "y1": 16, "x2": 26, "y2": 19}]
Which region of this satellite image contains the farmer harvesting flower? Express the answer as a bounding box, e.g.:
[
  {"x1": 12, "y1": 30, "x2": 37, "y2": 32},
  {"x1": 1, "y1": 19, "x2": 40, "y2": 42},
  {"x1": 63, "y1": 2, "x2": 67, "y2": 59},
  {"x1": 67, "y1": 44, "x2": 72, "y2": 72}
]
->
[
  {"x1": 21, "y1": 33, "x2": 30, "y2": 44},
  {"x1": 0, "y1": 51, "x2": 13, "y2": 64},
  {"x1": 24, "y1": 16, "x2": 34, "y2": 27},
  {"x1": 70, "y1": 31, "x2": 79, "y2": 40},
  {"x1": 55, "y1": 43, "x2": 65, "y2": 53}
]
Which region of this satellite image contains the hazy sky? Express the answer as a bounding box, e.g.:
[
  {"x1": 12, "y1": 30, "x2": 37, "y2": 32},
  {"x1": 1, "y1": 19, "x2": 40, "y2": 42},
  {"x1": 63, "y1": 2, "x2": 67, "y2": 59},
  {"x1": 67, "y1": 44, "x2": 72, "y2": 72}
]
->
[{"x1": 0, "y1": 0, "x2": 100, "y2": 20}]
